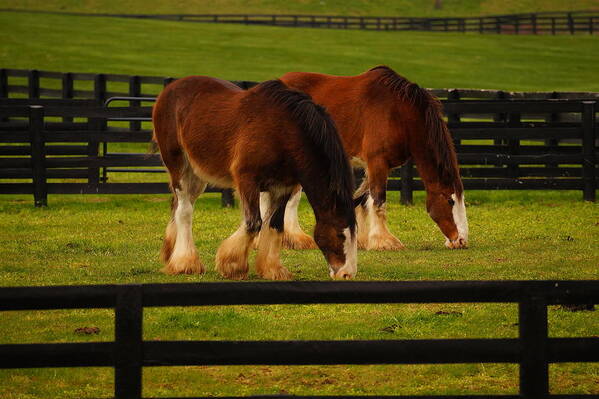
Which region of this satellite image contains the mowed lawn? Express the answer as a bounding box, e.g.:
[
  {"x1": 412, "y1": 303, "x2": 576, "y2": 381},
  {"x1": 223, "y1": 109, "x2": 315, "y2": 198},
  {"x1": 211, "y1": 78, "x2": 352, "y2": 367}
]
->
[{"x1": 1, "y1": 8, "x2": 599, "y2": 398}]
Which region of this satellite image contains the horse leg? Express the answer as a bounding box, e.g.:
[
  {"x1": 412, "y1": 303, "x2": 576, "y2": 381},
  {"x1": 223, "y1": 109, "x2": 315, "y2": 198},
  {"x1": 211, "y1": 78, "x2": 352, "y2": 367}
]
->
[
  {"x1": 159, "y1": 195, "x2": 178, "y2": 264},
  {"x1": 256, "y1": 190, "x2": 293, "y2": 280},
  {"x1": 215, "y1": 184, "x2": 261, "y2": 280},
  {"x1": 353, "y1": 177, "x2": 371, "y2": 249},
  {"x1": 282, "y1": 186, "x2": 317, "y2": 250},
  {"x1": 162, "y1": 165, "x2": 207, "y2": 274},
  {"x1": 366, "y1": 162, "x2": 405, "y2": 250}
]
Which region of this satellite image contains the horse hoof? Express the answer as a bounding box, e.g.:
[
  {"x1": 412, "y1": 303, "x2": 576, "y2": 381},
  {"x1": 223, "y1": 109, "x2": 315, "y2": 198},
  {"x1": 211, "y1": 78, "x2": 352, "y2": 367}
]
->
[
  {"x1": 357, "y1": 237, "x2": 369, "y2": 250},
  {"x1": 259, "y1": 266, "x2": 293, "y2": 281},
  {"x1": 162, "y1": 254, "x2": 205, "y2": 275},
  {"x1": 282, "y1": 231, "x2": 318, "y2": 250},
  {"x1": 445, "y1": 237, "x2": 468, "y2": 249},
  {"x1": 367, "y1": 234, "x2": 405, "y2": 251},
  {"x1": 215, "y1": 257, "x2": 249, "y2": 280},
  {"x1": 217, "y1": 266, "x2": 249, "y2": 280}
]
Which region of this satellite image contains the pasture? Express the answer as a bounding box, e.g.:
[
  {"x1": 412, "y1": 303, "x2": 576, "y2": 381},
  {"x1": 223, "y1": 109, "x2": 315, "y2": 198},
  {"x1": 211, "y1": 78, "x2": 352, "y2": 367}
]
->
[
  {"x1": 1, "y1": 12, "x2": 599, "y2": 91},
  {"x1": 2, "y1": 0, "x2": 599, "y2": 17},
  {"x1": 1, "y1": 191, "x2": 598, "y2": 396},
  {"x1": 1, "y1": 4, "x2": 598, "y2": 397}
]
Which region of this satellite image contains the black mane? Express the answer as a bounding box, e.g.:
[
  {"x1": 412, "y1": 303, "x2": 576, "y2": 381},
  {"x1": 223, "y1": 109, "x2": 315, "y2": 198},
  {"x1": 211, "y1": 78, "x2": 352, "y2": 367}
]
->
[{"x1": 253, "y1": 79, "x2": 356, "y2": 230}]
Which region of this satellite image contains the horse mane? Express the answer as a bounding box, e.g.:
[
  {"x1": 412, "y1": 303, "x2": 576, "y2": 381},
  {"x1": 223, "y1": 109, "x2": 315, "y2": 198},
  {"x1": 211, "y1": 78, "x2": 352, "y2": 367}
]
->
[
  {"x1": 369, "y1": 66, "x2": 463, "y2": 195},
  {"x1": 251, "y1": 80, "x2": 356, "y2": 228}
]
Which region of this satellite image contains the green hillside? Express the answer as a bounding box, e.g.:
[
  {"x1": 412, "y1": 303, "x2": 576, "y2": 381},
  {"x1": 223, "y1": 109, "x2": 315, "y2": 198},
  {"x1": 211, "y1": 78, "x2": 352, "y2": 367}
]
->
[
  {"x1": 1, "y1": 11, "x2": 598, "y2": 92},
  {"x1": 1, "y1": 0, "x2": 598, "y2": 17}
]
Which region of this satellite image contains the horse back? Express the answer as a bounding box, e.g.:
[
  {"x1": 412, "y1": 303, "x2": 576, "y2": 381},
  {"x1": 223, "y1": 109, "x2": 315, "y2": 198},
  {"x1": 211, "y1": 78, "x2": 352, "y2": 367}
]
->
[{"x1": 280, "y1": 70, "x2": 404, "y2": 162}]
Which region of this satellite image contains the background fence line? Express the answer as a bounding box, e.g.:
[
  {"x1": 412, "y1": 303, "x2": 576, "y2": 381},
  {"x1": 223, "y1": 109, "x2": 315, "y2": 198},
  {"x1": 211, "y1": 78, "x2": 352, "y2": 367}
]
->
[
  {"x1": 2, "y1": 9, "x2": 599, "y2": 34},
  {"x1": 1, "y1": 69, "x2": 598, "y2": 206},
  {"x1": 1, "y1": 280, "x2": 598, "y2": 398}
]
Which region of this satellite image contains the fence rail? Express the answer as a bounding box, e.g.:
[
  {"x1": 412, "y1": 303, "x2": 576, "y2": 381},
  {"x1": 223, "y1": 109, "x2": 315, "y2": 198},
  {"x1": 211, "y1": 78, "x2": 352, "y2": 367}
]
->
[
  {"x1": 1, "y1": 280, "x2": 598, "y2": 398},
  {"x1": 2, "y1": 9, "x2": 599, "y2": 34},
  {"x1": 1, "y1": 100, "x2": 596, "y2": 205}
]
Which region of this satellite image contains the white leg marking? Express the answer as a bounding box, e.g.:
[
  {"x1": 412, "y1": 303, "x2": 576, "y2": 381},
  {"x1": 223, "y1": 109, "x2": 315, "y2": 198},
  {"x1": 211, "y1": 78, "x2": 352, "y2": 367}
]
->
[
  {"x1": 284, "y1": 188, "x2": 302, "y2": 235},
  {"x1": 331, "y1": 227, "x2": 358, "y2": 279},
  {"x1": 366, "y1": 195, "x2": 404, "y2": 250},
  {"x1": 279, "y1": 187, "x2": 317, "y2": 250},
  {"x1": 447, "y1": 193, "x2": 469, "y2": 248},
  {"x1": 259, "y1": 192, "x2": 270, "y2": 220},
  {"x1": 171, "y1": 188, "x2": 196, "y2": 260}
]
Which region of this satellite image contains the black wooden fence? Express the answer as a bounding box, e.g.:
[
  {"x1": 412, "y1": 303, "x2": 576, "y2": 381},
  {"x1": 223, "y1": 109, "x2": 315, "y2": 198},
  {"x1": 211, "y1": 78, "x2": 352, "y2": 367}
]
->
[
  {"x1": 1, "y1": 280, "x2": 598, "y2": 398},
  {"x1": 1, "y1": 68, "x2": 598, "y2": 206},
  {"x1": 2, "y1": 9, "x2": 599, "y2": 34}
]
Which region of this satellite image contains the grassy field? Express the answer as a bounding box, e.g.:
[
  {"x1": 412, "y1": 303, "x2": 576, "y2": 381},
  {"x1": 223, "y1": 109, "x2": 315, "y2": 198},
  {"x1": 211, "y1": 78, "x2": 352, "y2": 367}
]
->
[
  {"x1": 1, "y1": 11, "x2": 599, "y2": 91},
  {"x1": 1, "y1": 0, "x2": 599, "y2": 17},
  {"x1": 1, "y1": 3, "x2": 598, "y2": 397},
  {"x1": 0, "y1": 191, "x2": 598, "y2": 396}
]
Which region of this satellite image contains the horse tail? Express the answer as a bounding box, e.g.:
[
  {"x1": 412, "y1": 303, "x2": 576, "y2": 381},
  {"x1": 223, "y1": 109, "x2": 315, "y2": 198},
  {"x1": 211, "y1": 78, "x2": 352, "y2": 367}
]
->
[
  {"x1": 252, "y1": 79, "x2": 356, "y2": 227},
  {"x1": 148, "y1": 134, "x2": 159, "y2": 154}
]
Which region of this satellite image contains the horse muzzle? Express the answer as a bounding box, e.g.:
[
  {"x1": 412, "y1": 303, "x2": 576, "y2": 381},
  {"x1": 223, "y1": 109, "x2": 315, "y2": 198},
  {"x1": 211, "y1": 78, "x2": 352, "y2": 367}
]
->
[{"x1": 329, "y1": 266, "x2": 356, "y2": 280}]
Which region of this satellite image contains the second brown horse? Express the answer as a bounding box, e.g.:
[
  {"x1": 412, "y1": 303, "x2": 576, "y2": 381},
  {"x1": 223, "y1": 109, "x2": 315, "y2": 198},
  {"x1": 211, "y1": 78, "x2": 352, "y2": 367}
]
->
[{"x1": 276, "y1": 66, "x2": 469, "y2": 251}]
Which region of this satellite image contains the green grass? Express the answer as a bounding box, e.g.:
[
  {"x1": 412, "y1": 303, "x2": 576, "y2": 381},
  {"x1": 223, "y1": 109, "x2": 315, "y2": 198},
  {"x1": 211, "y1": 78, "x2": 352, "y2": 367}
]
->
[
  {"x1": 1, "y1": 0, "x2": 599, "y2": 17},
  {"x1": 1, "y1": 4, "x2": 598, "y2": 397},
  {"x1": 0, "y1": 191, "x2": 598, "y2": 396},
  {"x1": 1, "y1": 11, "x2": 599, "y2": 91}
]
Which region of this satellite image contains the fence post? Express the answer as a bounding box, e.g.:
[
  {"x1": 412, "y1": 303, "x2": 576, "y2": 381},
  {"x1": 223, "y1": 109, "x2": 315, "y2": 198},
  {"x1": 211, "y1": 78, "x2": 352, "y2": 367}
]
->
[
  {"x1": 519, "y1": 296, "x2": 549, "y2": 398},
  {"x1": 28, "y1": 69, "x2": 40, "y2": 99},
  {"x1": 129, "y1": 75, "x2": 142, "y2": 131},
  {"x1": 164, "y1": 77, "x2": 175, "y2": 87},
  {"x1": 115, "y1": 285, "x2": 143, "y2": 399},
  {"x1": 551, "y1": 17, "x2": 556, "y2": 35},
  {"x1": 62, "y1": 73, "x2": 74, "y2": 123},
  {"x1": 507, "y1": 112, "x2": 521, "y2": 180},
  {"x1": 94, "y1": 74, "x2": 107, "y2": 104},
  {"x1": 568, "y1": 12, "x2": 574, "y2": 34},
  {"x1": 0, "y1": 68, "x2": 7, "y2": 98},
  {"x1": 0, "y1": 69, "x2": 7, "y2": 122},
  {"x1": 88, "y1": 117, "x2": 105, "y2": 187},
  {"x1": 29, "y1": 106, "x2": 47, "y2": 207},
  {"x1": 221, "y1": 188, "x2": 235, "y2": 208},
  {"x1": 532, "y1": 13, "x2": 537, "y2": 34},
  {"x1": 494, "y1": 91, "x2": 509, "y2": 146},
  {"x1": 400, "y1": 160, "x2": 413, "y2": 205},
  {"x1": 582, "y1": 101, "x2": 596, "y2": 202},
  {"x1": 447, "y1": 89, "x2": 461, "y2": 148}
]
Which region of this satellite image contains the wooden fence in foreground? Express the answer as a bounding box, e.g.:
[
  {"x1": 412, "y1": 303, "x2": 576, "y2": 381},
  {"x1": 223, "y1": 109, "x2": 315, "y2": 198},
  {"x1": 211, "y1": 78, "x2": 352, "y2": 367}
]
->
[
  {"x1": 2, "y1": 9, "x2": 598, "y2": 34},
  {"x1": 0, "y1": 280, "x2": 598, "y2": 398}
]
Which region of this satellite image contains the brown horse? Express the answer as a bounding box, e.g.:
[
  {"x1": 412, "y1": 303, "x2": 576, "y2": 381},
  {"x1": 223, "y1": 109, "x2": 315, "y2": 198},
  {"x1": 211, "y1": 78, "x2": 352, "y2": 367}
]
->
[
  {"x1": 152, "y1": 76, "x2": 357, "y2": 280},
  {"x1": 278, "y1": 66, "x2": 468, "y2": 250}
]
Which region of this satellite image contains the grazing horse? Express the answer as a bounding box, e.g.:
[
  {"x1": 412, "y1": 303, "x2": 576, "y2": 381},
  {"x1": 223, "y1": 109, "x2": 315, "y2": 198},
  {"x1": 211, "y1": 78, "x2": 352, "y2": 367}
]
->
[
  {"x1": 152, "y1": 76, "x2": 357, "y2": 280},
  {"x1": 278, "y1": 65, "x2": 468, "y2": 250}
]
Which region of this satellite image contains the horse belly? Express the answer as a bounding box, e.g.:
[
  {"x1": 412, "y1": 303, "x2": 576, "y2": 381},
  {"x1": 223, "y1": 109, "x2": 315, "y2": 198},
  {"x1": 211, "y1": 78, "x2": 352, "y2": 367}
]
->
[{"x1": 183, "y1": 144, "x2": 235, "y2": 188}]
